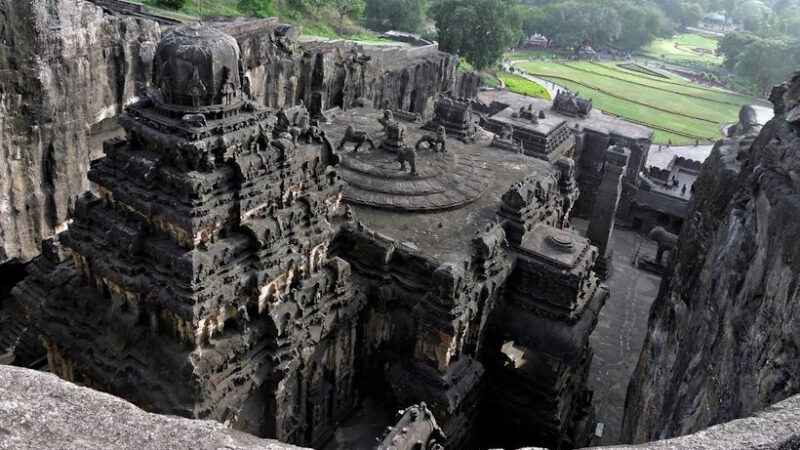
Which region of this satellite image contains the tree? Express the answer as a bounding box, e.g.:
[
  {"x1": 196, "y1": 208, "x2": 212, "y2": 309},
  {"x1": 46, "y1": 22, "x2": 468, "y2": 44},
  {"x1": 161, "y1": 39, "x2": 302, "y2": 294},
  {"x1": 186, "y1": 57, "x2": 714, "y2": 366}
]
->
[
  {"x1": 238, "y1": 0, "x2": 276, "y2": 17},
  {"x1": 735, "y1": 38, "x2": 798, "y2": 95},
  {"x1": 154, "y1": 0, "x2": 186, "y2": 9},
  {"x1": 723, "y1": 0, "x2": 738, "y2": 30},
  {"x1": 616, "y1": 2, "x2": 668, "y2": 51},
  {"x1": 520, "y1": 0, "x2": 669, "y2": 52},
  {"x1": 333, "y1": 0, "x2": 366, "y2": 35},
  {"x1": 778, "y1": 12, "x2": 800, "y2": 38},
  {"x1": 522, "y1": 7, "x2": 552, "y2": 41},
  {"x1": 675, "y1": 1, "x2": 703, "y2": 27},
  {"x1": 307, "y1": 0, "x2": 330, "y2": 20},
  {"x1": 431, "y1": 0, "x2": 522, "y2": 70},
  {"x1": 736, "y1": 1, "x2": 771, "y2": 33},
  {"x1": 365, "y1": 0, "x2": 426, "y2": 32},
  {"x1": 717, "y1": 31, "x2": 757, "y2": 70}
]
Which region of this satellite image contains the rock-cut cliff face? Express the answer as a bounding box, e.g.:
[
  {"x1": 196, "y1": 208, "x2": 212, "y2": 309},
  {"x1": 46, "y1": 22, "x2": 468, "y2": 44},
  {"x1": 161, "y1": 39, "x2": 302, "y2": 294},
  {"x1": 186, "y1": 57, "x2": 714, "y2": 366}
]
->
[
  {"x1": 622, "y1": 71, "x2": 800, "y2": 443},
  {"x1": 0, "y1": 0, "x2": 161, "y2": 264}
]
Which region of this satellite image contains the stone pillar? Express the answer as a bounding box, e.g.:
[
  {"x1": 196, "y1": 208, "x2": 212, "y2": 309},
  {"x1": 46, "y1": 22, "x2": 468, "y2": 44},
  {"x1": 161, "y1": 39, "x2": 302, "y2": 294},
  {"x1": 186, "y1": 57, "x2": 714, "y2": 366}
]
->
[{"x1": 586, "y1": 144, "x2": 629, "y2": 278}]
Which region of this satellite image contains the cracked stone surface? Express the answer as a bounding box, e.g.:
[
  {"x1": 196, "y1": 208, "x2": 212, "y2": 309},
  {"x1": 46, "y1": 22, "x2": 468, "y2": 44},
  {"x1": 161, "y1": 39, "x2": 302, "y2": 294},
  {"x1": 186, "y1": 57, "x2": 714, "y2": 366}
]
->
[{"x1": 0, "y1": 365, "x2": 305, "y2": 450}]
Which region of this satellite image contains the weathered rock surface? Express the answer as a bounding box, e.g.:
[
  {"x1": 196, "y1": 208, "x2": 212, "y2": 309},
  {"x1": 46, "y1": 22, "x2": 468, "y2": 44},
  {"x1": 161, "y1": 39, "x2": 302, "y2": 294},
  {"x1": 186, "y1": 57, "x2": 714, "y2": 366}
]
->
[
  {"x1": 0, "y1": 365, "x2": 305, "y2": 450},
  {"x1": 0, "y1": 3, "x2": 480, "y2": 265},
  {"x1": 523, "y1": 393, "x2": 800, "y2": 449},
  {"x1": 3, "y1": 362, "x2": 800, "y2": 450},
  {"x1": 621, "y1": 71, "x2": 800, "y2": 442},
  {"x1": 0, "y1": 0, "x2": 160, "y2": 264}
]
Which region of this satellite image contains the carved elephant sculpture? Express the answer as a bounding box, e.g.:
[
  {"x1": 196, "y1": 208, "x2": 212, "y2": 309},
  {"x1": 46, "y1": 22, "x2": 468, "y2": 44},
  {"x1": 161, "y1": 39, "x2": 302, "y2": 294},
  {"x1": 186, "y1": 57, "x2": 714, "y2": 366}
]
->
[{"x1": 647, "y1": 226, "x2": 678, "y2": 264}]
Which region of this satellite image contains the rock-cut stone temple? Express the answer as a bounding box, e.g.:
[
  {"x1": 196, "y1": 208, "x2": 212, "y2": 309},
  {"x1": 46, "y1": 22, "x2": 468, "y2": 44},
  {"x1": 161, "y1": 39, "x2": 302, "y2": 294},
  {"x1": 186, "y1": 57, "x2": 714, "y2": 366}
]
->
[{"x1": 15, "y1": 23, "x2": 610, "y2": 450}]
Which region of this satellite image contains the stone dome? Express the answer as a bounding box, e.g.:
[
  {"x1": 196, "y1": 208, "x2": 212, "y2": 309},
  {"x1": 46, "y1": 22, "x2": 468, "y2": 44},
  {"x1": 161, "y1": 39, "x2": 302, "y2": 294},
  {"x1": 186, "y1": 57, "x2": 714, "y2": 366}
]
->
[{"x1": 154, "y1": 23, "x2": 241, "y2": 108}]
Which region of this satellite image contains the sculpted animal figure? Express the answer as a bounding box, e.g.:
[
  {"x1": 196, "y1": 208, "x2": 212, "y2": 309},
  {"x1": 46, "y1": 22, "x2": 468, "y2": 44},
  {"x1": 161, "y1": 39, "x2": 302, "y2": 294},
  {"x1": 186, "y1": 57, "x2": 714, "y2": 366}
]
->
[
  {"x1": 647, "y1": 226, "x2": 678, "y2": 264},
  {"x1": 396, "y1": 146, "x2": 418, "y2": 176},
  {"x1": 727, "y1": 105, "x2": 762, "y2": 137},
  {"x1": 378, "y1": 109, "x2": 395, "y2": 132},
  {"x1": 415, "y1": 126, "x2": 447, "y2": 152},
  {"x1": 338, "y1": 125, "x2": 376, "y2": 152}
]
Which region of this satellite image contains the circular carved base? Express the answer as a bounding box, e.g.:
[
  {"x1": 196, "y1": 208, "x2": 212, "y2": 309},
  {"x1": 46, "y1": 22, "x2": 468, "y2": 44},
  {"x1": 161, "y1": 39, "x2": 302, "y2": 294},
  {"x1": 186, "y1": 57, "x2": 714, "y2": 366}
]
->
[{"x1": 337, "y1": 146, "x2": 493, "y2": 211}]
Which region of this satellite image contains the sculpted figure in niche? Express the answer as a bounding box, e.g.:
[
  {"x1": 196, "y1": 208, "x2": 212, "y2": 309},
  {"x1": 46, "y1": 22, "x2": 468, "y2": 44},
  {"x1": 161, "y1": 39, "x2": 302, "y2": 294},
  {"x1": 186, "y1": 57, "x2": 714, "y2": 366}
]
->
[
  {"x1": 221, "y1": 68, "x2": 236, "y2": 104},
  {"x1": 499, "y1": 123, "x2": 514, "y2": 140},
  {"x1": 187, "y1": 67, "x2": 206, "y2": 108},
  {"x1": 415, "y1": 126, "x2": 447, "y2": 152},
  {"x1": 338, "y1": 125, "x2": 376, "y2": 152}
]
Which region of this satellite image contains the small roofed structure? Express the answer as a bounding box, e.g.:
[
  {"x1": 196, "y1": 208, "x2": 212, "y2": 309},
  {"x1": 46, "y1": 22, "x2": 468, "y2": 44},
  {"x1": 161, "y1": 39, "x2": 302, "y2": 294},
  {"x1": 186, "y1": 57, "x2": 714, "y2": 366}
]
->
[
  {"x1": 702, "y1": 12, "x2": 733, "y2": 26},
  {"x1": 552, "y1": 90, "x2": 592, "y2": 118},
  {"x1": 522, "y1": 33, "x2": 549, "y2": 48}
]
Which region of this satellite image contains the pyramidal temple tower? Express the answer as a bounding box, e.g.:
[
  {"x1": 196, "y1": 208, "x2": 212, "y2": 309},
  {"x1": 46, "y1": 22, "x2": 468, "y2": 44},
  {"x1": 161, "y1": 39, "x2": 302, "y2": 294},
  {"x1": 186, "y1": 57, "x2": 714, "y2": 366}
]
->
[{"x1": 14, "y1": 23, "x2": 358, "y2": 446}]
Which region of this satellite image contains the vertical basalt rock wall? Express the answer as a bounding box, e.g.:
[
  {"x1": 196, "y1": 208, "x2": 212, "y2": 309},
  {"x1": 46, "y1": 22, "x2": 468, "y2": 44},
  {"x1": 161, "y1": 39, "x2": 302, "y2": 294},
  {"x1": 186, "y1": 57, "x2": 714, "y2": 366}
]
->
[
  {"x1": 621, "y1": 72, "x2": 800, "y2": 443},
  {"x1": 236, "y1": 30, "x2": 472, "y2": 117},
  {"x1": 0, "y1": 0, "x2": 160, "y2": 264}
]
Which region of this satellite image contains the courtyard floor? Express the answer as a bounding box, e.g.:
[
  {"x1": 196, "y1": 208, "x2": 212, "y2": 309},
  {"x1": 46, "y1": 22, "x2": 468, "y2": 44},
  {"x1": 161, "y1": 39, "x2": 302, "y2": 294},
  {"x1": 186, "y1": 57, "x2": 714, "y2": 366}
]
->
[{"x1": 572, "y1": 218, "x2": 662, "y2": 445}]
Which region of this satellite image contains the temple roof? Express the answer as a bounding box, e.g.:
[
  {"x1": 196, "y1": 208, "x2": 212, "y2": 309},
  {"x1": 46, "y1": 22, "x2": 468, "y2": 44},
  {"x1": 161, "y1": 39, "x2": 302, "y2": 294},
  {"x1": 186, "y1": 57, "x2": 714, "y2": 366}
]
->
[{"x1": 155, "y1": 23, "x2": 241, "y2": 109}]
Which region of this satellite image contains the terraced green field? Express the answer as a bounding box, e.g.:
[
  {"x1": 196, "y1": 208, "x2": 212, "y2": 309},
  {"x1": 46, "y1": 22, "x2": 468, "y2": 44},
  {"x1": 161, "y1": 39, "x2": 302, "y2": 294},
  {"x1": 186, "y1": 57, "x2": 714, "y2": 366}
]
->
[
  {"x1": 497, "y1": 72, "x2": 551, "y2": 100},
  {"x1": 640, "y1": 33, "x2": 723, "y2": 65},
  {"x1": 514, "y1": 60, "x2": 767, "y2": 145}
]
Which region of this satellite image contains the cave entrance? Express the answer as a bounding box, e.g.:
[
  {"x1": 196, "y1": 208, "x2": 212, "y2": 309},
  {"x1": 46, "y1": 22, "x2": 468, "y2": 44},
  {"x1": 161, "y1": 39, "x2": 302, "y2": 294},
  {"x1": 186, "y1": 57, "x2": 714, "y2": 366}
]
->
[{"x1": 0, "y1": 262, "x2": 27, "y2": 307}]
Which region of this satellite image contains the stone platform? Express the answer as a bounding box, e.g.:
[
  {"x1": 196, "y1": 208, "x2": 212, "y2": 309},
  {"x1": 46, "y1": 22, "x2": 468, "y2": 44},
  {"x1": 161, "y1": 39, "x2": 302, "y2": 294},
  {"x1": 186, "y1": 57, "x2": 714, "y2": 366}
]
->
[
  {"x1": 321, "y1": 106, "x2": 560, "y2": 263},
  {"x1": 323, "y1": 107, "x2": 493, "y2": 212},
  {"x1": 337, "y1": 147, "x2": 491, "y2": 211}
]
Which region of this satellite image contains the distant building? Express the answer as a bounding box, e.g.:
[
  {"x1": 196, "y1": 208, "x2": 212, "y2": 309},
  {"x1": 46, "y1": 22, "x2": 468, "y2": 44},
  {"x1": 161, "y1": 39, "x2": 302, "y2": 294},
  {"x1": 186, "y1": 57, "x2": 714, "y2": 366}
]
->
[
  {"x1": 701, "y1": 12, "x2": 735, "y2": 31},
  {"x1": 522, "y1": 33, "x2": 549, "y2": 48}
]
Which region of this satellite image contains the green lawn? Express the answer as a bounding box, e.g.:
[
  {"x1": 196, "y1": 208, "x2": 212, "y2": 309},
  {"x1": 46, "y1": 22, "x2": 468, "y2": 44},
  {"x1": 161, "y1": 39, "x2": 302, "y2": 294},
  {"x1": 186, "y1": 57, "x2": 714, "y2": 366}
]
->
[
  {"x1": 482, "y1": 72, "x2": 502, "y2": 89},
  {"x1": 497, "y1": 72, "x2": 551, "y2": 100},
  {"x1": 507, "y1": 49, "x2": 571, "y2": 61},
  {"x1": 640, "y1": 33, "x2": 723, "y2": 65},
  {"x1": 515, "y1": 60, "x2": 766, "y2": 145}
]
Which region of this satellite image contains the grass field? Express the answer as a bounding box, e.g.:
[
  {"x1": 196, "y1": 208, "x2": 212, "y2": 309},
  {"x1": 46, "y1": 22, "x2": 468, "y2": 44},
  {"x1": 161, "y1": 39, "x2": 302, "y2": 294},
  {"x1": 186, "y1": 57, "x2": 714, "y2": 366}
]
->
[
  {"x1": 515, "y1": 59, "x2": 766, "y2": 144},
  {"x1": 497, "y1": 72, "x2": 551, "y2": 100},
  {"x1": 640, "y1": 33, "x2": 723, "y2": 65}
]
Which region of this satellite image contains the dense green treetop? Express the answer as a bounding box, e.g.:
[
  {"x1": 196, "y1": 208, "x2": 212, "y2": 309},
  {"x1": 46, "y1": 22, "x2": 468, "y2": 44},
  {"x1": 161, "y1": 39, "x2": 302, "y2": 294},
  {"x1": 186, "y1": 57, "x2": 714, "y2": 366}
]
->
[
  {"x1": 431, "y1": 0, "x2": 522, "y2": 69},
  {"x1": 333, "y1": 0, "x2": 366, "y2": 34},
  {"x1": 734, "y1": 37, "x2": 799, "y2": 95},
  {"x1": 154, "y1": 0, "x2": 186, "y2": 9},
  {"x1": 237, "y1": 0, "x2": 276, "y2": 17},
  {"x1": 521, "y1": 0, "x2": 671, "y2": 52},
  {"x1": 365, "y1": 0, "x2": 426, "y2": 32}
]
